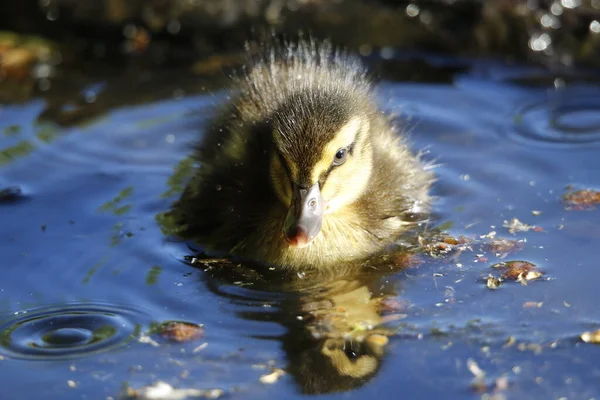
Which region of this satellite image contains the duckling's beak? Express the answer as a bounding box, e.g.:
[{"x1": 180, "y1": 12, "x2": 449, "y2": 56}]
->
[{"x1": 283, "y1": 182, "x2": 323, "y2": 248}]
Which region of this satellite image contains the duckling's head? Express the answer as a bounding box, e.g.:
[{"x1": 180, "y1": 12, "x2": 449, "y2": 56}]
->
[{"x1": 269, "y1": 89, "x2": 374, "y2": 248}]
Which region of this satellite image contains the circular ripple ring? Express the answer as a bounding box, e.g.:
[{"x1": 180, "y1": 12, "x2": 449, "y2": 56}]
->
[
  {"x1": 514, "y1": 90, "x2": 600, "y2": 145},
  {"x1": 0, "y1": 302, "x2": 151, "y2": 360}
]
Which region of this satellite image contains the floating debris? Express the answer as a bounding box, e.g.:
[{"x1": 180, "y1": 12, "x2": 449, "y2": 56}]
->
[
  {"x1": 522, "y1": 301, "x2": 543, "y2": 308},
  {"x1": 494, "y1": 375, "x2": 510, "y2": 392},
  {"x1": 259, "y1": 368, "x2": 286, "y2": 384},
  {"x1": 486, "y1": 238, "x2": 524, "y2": 258},
  {"x1": 503, "y1": 218, "x2": 540, "y2": 234},
  {"x1": 581, "y1": 329, "x2": 600, "y2": 344},
  {"x1": 138, "y1": 333, "x2": 160, "y2": 347},
  {"x1": 419, "y1": 234, "x2": 472, "y2": 258},
  {"x1": 126, "y1": 381, "x2": 224, "y2": 400},
  {"x1": 0, "y1": 186, "x2": 26, "y2": 203},
  {"x1": 480, "y1": 231, "x2": 497, "y2": 239},
  {"x1": 517, "y1": 342, "x2": 543, "y2": 354},
  {"x1": 474, "y1": 254, "x2": 488, "y2": 263},
  {"x1": 389, "y1": 251, "x2": 423, "y2": 268},
  {"x1": 491, "y1": 261, "x2": 542, "y2": 282},
  {"x1": 467, "y1": 358, "x2": 485, "y2": 379},
  {"x1": 563, "y1": 188, "x2": 600, "y2": 209},
  {"x1": 486, "y1": 275, "x2": 502, "y2": 290},
  {"x1": 468, "y1": 373, "x2": 509, "y2": 396},
  {"x1": 192, "y1": 342, "x2": 208, "y2": 353},
  {"x1": 503, "y1": 336, "x2": 516, "y2": 348},
  {"x1": 159, "y1": 321, "x2": 204, "y2": 343},
  {"x1": 517, "y1": 270, "x2": 543, "y2": 285},
  {"x1": 485, "y1": 261, "x2": 543, "y2": 289}
]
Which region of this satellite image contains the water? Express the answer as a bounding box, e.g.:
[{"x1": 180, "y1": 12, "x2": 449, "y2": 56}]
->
[{"x1": 1, "y1": 55, "x2": 600, "y2": 399}]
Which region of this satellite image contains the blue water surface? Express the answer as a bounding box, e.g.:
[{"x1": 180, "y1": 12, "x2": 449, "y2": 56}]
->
[{"x1": 1, "y1": 56, "x2": 600, "y2": 399}]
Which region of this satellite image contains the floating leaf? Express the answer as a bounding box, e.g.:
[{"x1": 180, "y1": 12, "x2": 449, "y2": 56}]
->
[
  {"x1": 159, "y1": 321, "x2": 204, "y2": 342},
  {"x1": 563, "y1": 188, "x2": 600, "y2": 209},
  {"x1": 492, "y1": 261, "x2": 541, "y2": 281}
]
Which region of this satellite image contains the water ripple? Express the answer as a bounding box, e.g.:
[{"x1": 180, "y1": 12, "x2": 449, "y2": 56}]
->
[
  {"x1": 0, "y1": 302, "x2": 151, "y2": 360},
  {"x1": 514, "y1": 87, "x2": 600, "y2": 145}
]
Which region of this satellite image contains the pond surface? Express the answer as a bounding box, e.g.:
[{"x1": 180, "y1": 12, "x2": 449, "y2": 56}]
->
[{"x1": 1, "y1": 54, "x2": 600, "y2": 399}]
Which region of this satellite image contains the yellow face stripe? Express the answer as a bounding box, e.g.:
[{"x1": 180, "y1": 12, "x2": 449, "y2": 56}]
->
[{"x1": 310, "y1": 117, "x2": 363, "y2": 183}]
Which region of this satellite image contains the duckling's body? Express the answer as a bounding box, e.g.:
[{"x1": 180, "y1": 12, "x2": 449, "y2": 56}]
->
[{"x1": 173, "y1": 40, "x2": 433, "y2": 271}]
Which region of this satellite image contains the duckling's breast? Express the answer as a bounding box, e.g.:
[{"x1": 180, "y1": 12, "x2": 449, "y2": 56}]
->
[{"x1": 233, "y1": 207, "x2": 386, "y2": 270}]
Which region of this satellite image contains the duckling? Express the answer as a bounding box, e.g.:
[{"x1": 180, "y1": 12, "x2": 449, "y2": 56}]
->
[{"x1": 172, "y1": 39, "x2": 433, "y2": 271}]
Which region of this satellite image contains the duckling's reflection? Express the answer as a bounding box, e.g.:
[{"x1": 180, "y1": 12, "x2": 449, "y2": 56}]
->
[
  {"x1": 282, "y1": 278, "x2": 393, "y2": 394},
  {"x1": 194, "y1": 256, "x2": 414, "y2": 395}
]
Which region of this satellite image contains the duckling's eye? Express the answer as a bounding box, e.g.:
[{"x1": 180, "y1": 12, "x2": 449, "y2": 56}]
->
[{"x1": 333, "y1": 148, "x2": 348, "y2": 166}]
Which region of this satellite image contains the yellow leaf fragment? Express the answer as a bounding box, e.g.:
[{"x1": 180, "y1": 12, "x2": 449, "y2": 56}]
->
[
  {"x1": 486, "y1": 275, "x2": 502, "y2": 289},
  {"x1": 581, "y1": 329, "x2": 600, "y2": 344}
]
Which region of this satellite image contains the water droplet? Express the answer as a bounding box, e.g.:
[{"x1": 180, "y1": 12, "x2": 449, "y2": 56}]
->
[
  {"x1": 590, "y1": 20, "x2": 600, "y2": 33},
  {"x1": 540, "y1": 14, "x2": 561, "y2": 29},
  {"x1": 406, "y1": 4, "x2": 419, "y2": 17},
  {"x1": 561, "y1": 0, "x2": 581, "y2": 9},
  {"x1": 529, "y1": 33, "x2": 552, "y2": 52},
  {"x1": 551, "y1": 2, "x2": 563, "y2": 15},
  {"x1": 34, "y1": 64, "x2": 52, "y2": 79}
]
